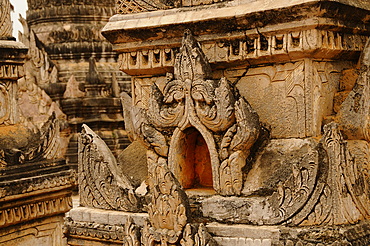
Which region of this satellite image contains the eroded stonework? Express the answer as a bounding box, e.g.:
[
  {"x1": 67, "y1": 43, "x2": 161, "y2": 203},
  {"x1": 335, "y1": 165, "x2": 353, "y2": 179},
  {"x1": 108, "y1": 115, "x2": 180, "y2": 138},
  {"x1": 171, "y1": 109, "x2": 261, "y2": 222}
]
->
[
  {"x1": 0, "y1": 2, "x2": 75, "y2": 245},
  {"x1": 67, "y1": 0, "x2": 370, "y2": 245}
]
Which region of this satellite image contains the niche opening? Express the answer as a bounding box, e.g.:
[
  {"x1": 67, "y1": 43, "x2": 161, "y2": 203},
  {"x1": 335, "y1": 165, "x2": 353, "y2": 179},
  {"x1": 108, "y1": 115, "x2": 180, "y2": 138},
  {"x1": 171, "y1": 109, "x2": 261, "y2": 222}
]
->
[{"x1": 178, "y1": 127, "x2": 213, "y2": 190}]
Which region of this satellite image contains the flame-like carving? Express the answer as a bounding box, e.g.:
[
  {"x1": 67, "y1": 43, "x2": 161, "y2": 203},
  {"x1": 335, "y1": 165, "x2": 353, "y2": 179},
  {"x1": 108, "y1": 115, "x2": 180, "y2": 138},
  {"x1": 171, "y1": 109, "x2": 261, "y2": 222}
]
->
[{"x1": 78, "y1": 124, "x2": 139, "y2": 212}]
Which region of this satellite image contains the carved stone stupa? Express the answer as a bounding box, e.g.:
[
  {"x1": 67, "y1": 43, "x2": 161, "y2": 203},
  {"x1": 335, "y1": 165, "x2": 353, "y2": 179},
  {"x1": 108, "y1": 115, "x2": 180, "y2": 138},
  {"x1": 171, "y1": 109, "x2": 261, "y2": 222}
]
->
[
  {"x1": 65, "y1": 0, "x2": 370, "y2": 245},
  {"x1": 0, "y1": 1, "x2": 75, "y2": 245},
  {"x1": 24, "y1": 0, "x2": 132, "y2": 169}
]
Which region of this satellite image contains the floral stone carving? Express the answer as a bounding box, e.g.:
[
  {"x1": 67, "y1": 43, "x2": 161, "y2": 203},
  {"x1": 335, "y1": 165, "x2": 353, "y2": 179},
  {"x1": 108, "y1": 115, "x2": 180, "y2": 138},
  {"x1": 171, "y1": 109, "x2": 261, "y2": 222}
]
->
[{"x1": 145, "y1": 149, "x2": 189, "y2": 244}]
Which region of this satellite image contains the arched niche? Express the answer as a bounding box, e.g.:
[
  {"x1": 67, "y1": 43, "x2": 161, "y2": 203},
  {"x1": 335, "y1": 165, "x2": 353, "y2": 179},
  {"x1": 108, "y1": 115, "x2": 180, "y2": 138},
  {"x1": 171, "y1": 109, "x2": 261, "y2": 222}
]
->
[{"x1": 169, "y1": 127, "x2": 217, "y2": 191}]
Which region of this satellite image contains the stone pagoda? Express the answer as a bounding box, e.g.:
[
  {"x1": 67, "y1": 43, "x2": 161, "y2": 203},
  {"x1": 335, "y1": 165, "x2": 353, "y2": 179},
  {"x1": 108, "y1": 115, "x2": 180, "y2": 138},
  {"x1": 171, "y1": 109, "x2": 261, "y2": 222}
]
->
[
  {"x1": 23, "y1": 0, "x2": 132, "y2": 169},
  {"x1": 65, "y1": 0, "x2": 370, "y2": 245},
  {"x1": 0, "y1": 0, "x2": 75, "y2": 245}
]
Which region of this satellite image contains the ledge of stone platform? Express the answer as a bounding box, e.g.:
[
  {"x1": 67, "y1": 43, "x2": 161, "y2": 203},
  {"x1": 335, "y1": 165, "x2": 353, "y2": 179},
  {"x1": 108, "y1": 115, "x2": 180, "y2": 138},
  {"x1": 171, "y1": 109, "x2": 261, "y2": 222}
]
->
[
  {"x1": 0, "y1": 40, "x2": 27, "y2": 50},
  {"x1": 68, "y1": 207, "x2": 148, "y2": 226}
]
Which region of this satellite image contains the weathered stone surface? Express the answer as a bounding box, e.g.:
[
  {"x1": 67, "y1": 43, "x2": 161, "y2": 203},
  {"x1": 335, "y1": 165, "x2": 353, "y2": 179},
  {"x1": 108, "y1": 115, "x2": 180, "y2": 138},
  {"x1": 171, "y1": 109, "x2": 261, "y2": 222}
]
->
[
  {"x1": 242, "y1": 138, "x2": 318, "y2": 196},
  {"x1": 0, "y1": 215, "x2": 67, "y2": 246},
  {"x1": 117, "y1": 140, "x2": 147, "y2": 188},
  {"x1": 237, "y1": 61, "x2": 353, "y2": 138},
  {"x1": 337, "y1": 39, "x2": 370, "y2": 141}
]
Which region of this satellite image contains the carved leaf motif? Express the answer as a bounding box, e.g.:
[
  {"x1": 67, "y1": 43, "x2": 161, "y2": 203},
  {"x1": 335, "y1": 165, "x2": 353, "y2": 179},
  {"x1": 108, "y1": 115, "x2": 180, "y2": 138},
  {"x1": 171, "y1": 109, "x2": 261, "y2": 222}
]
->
[
  {"x1": 146, "y1": 150, "x2": 189, "y2": 244},
  {"x1": 78, "y1": 124, "x2": 139, "y2": 212},
  {"x1": 230, "y1": 98, "x2": 260, "y2": 151},
  {"x1": 148, "y1": 83, "x2": 185, "y2": 129},
  {"x1": 141, "y1": 220, "x2": 156, "y2": 246},
  {"x1": 16, "y1": 113, "x2": 63, "y2": 163},
  {"x1": 121, "y1": 91, "x2": 148, "y2": 143},
  {"x1": 218, "y1": 98, "x2": 260, "y2": 195},
  {"x1": 301, "y1": 123, "x2": 370, "y2": 225},
  {"x1": 123, "y1": 217, "x2": 140, "y2": 246},
  {"x1": 263, "y1": 141, "x2": 319, "y2": 225},
  {"x1": 181, "y1": 224, "x2": 218, "y2": 246},
  {"x1": 174, "y1": 30, "x2": 212, "y2": 82},
  {"x1": 143, "y1": 30, "x2": 261, "y2": 197}
]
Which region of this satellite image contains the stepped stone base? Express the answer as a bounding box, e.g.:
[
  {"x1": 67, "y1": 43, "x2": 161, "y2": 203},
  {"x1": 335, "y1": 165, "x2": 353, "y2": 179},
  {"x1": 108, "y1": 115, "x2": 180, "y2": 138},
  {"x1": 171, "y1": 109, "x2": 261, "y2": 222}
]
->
[{"x1": 65, "y1": 207, "x2": 370, "y2": 245}]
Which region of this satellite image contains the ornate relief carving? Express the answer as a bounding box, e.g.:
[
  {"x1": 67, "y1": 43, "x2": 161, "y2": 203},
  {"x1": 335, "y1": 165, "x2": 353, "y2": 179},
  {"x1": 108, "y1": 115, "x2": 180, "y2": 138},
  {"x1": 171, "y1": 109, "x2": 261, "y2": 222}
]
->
[
  {"x1": 146, "y1": 149, "x2": 189, "y2": 244},
  {"x1": 63, "y1": 75, "x2": 85, "y2": 98},
  {"x1": 116, "y1": 0, "x2": 163, "y2": 14},
  {"x1": 299, "y1": 123, "x2": 370, "y2": 225},
  {"x1": 146, "y1": 30, "x2": 260, "y2": 195},
  {"x1": 19, "y1": 17, "x2": 59, "y2": 85},
  {"x1": 0, "y1": 195, "x2": 72, "y2": 228},
  {"x1": 0, "y1": 170, "x2": 76, "y2": 198},
  {"x1": 118, "y1": 30, "x2": 368, "y2": 74},
  {"x1": 180, "y1": 224, "x2": 218, "y2": 246},
  {"x1": 0, "y1": 0, "x2": 12, "y2": 39},
  {"x1": 48, "y1": 25, "x2": 107, "y2": 43},
  {"x1": 119, "y1": 48, "x2": 178, "y2": 75},
  {"x1": 123, "y1": 217, "x2": 140, "y2": 246},
  {"x1": 78, "y1": 124, "x2": 139, "y2": 212},
  {"x1": 64, "y1": 217, "x2": 126, "y2": 242},
  {"x1": 27, "y1": 0, "x2": 115, "y2": 10},
  {"x1": 0, "y1": 65, "x2": 24, "y2": 80},
  {"x1": 0, "y1": 81, "x2": 16, "y2": 125},
  {"x1": 265, "y1": 140, "x2": 320, "y2": 225}
]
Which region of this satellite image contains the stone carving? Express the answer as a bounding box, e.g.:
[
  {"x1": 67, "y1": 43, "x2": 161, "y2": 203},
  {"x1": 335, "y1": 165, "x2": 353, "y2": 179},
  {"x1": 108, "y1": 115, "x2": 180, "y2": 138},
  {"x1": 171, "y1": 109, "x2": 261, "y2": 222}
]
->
[
  {"x1": 337, "y1": 38, "x2": 370, "y2": 141},
  {"x1": 299, "y1": 123, "x2": 370, "y2": 226},
  {"x1": 84, "y1": 57, "x2": 111, "y2": 98},
  {"x1": 0, "y1": 195, "x2": 72, "y2": 228},
  {"x1": 20, "y1": 113, "x2": 64, "y2": 162},
  {"x1": 0, "y1": 64, "x2": 24, "y2": 80},
  {"x1": 28, "y1": 0, "x2": 115, "y2": 10},
  {"x1": 78, "y1": 124, "x2": 139, "y2": 212},
  {"x1": 63, "y1": 75, "x2": 85, "y2": 98},
  {"x1": 0, "y1": 170, "x2": 76, "y2": 198},
  {"x1": 123, "y1": 217, "x2": 140, "y2": 246},
  {"x1": 256, "y1": 138, "x2": 321, "y2": 225},
  {"x1": 0, "y1": 0, "x2": 12, "y2": 39},
  {"x1": 145, "y1": 30, "x2": 260, "y2": 195},
  {"x1": 146, "y1": 149, "x2": 189, "y2": 244},
  {"x1": 0, "y1": 81, "x2": 18, "y2": 125},
  {"x1": 180, "y1": 224, "x2": 218, "y2": 246},
  {"x1": 48, "y1": 25, "x2": 107, "y2": 43},
  {"x1": 118, "y1": 30, "x2": 368, "y2": 75},
  {"x1": 203, "y1": 123, "x2": 370, "y2": 226},
  {"x1": 64, "y1": 217, "x2": 126, "y2": 242},
  {"x1": 116, "y1": 0, "x2": 163, "y2": 14},
  {"x1": 238, "y1": 60, "x2": 353, "y2": 139},
  {"x1": 19, "y1": 16, "x2": 59, "y2": 86}
]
